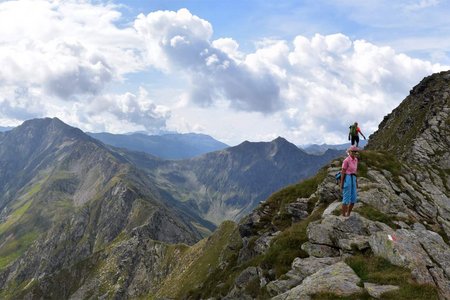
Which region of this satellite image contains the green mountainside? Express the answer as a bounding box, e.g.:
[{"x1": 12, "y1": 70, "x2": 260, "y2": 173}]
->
[
  {"x1": 121, "y1": 137, "x2": 343, "y2": 224},
  {"x1": 0, "y1": 118, "x2": 213, "y2": 296}
]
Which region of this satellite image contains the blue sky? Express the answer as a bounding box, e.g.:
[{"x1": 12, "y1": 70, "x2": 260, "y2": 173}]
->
[{"x1": 0, "y1": 0, "x2": 448, "y2": 145}]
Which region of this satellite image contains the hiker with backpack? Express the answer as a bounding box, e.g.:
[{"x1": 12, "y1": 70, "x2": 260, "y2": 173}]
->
[
  {"x1": 340, "y1": 145, "x2": 359, "y2": 217},
  {"x1": 348, "y1": 122, "x2": 366, "y2": 147}
]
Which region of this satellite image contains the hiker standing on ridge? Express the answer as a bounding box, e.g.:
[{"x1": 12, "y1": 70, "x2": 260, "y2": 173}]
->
[
  {"x1": 340, "y1": 145, "x2": 359, "y2": 217},
  {"x1": 348, "y1": 122, "x2": 366, "y2": 147}
]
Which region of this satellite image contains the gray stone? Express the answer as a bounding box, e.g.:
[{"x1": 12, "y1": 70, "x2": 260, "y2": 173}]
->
[
  {"x1": 369, "y1": 229, "x2": 435, "y2": 285},
  {"x1": 413, "y1": 228, "x2": 450, "y2": 278},
  {"x1": 359, "y1": 187, "x2": 407, "y2": 215},
  {"x1": 429, "y1": 267, "x2": 450, "y2": 300},
  {"x1": 234, "y1": 267, "x2": 262, "y2": 288},
  {"x1": 364, "y1": 282, "x2": 399, "y2": 299},
  {"x1": 266, "y1": 276, "x2": 303, "y2": 297},
  {"x1": 307, "y1": 213, "x2": 389, "y2": 250},
  {"x1": 301, "y1": 242, "x2": 340, "y2": 258},
  {"x1": 272, "y1": 262, "x2": 362, "y2": 300},
  {"x1": 337, "y1": 236, "x2": 370, "y2": 251},
  {"x1": 291, "y1": 256, "x2": 341, "y2": 278},
  {"x1": 286, "y1": 199, "x2": 309, "y2": 222},
  {"x1": 322, "y1": 201, "x2": 341, "y2": 217},
  {"x1": 393, "y1": 221, "x2": 410, "y2": 229}
]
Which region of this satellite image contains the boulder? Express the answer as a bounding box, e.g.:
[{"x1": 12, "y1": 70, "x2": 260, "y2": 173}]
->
[
  {"x1": 266, "y1": 256, "x2": 341, "y2": 296},
  {"x1": 301, "y1": 242, "x2": 340, "y2": 258},
  {"x1": 364, "y1": 282, "x2": 399, "y2": 299},
  {"x1": 369, "y1": 229, "x2": 435, "y2": 284},
  {"x1": 272, "y1": 262, "x2": 362, "y2": 300}
]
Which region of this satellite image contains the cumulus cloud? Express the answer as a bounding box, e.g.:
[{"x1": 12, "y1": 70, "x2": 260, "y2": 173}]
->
[
  {"x1": 0, "y1": 3, "x2": 448, "y2": 144},
  {"x1": 133, "y1": 9, "x2": 447, "y2": 143},
  {"x1": 0, "y1": 0, "x2": 159, "y2": 132},
  {"x1": 0, "y1": 1, "x2": 144, "y2": 99},
  {"x1": 82, "y1": 88, "x2": 171, "y2": 133},
  {"x1": 134, "y1": 8, "x2": 283, "y2": 113}
]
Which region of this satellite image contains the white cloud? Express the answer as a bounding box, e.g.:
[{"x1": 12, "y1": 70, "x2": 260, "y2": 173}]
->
[
  {"x1": 80, "y1": 87, "x2": 171, "y2": 133},
  {"x1": 0, "y1": 3, "x2": 448, "y2": 145},
  {"x1": 134, "y1": 8, "x2": 283, "y2": 113},
  {"x1": 0, "y1": 0, "x2": 155, "y2": 132}
]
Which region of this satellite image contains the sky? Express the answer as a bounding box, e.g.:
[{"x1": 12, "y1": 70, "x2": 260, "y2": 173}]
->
[{"x1": 0, "y1": 0, "x2": 449, "y2": 146}]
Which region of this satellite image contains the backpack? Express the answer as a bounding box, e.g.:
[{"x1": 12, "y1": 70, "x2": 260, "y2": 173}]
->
[
  {"x1": 349, "y1": 124, "x2": 357, "y2": 136},
  {"x1": 335, "y1": 172, "x2": 341, "y2": 185}
]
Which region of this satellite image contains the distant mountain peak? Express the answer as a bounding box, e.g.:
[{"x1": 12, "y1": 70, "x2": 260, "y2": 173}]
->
[{"x1": 272, "y1": 136, "x2": 290, "y2": 144}]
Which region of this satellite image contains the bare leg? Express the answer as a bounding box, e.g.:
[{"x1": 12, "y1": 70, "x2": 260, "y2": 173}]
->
[
  {"x1": 342, "y1": 204, "x2": 348, "y2": 217},
  {"x1": 347, "y1": 203, "x2": 354, "y2": 216}
]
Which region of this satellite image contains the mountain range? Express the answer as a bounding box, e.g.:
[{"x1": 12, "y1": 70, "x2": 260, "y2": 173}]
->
[
  {"x1": 0, "y1": 70, "x2": 449, "y2": 299},
  {"x1": 301, "y1": 139, "x2": 368, "y2": 154},
  {"x1": 88, "y1": 132, "x2": 229, "y2": 160},
  {"x1": 121, "y1": 137, "x2": 343, "y2": 224},
  {"x1": 0, "y1": 115, "x2": 343, "y2": 298}
]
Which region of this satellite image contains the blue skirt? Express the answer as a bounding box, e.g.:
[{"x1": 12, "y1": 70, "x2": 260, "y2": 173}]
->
[{"x1": 342, "y1": 174, "x2": 357, "y2": 204}]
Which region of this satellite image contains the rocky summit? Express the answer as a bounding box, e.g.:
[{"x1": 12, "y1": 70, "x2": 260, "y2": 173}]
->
[{"x1": 0, "y1": 70, "x2": 449, "y2": 299}]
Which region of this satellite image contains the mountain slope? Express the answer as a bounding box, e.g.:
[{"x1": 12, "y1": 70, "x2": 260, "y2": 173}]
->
[
  {"x1": 127, "y1": 137, "x2": 343, "y2": 224},
  {"x1": 366, "y1": 70, "x2": 450, "y2": 167},
  {"x1": 88, "y1": 132, "x2": 229, "y2": 160},
  {"x1": 0, "y1": 118, "x2": 214, "y2": 294},
  {"x1": 116, "y1": 70, "x2": 449, "y2": 300},
  {"x1": 155, "y1": 70, "x2": 449, "y2": 299}
]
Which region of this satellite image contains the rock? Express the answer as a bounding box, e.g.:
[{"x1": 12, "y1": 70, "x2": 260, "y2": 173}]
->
[
  {"x1": 301, "y1": 242, "x2": 340, "y2": 258},
  {"x1": 369, "y1": 229, "x2": 435, "y2": 285},
  {"x1": 364, "y1": 282, "x2": 399, "y2": 298},
  {"x1": 359, "y1": 185, "x2": 407, "y2": 215},
  {"x1": 337, "y1": 236, "x2": 370, "y2": 252},
  {"x1": 291, "y1": 257, "x2": 342, "y2": 278},
  {"x1": 286, "y1": 199, "x2": 309, "y2": 222},
  {"x1": 316, "y1": 181, "x2": 340, "y2": 204},
  {"x1": 272, "y1": 262, "x2": 363, "y2": 300},
  {"x1": 266, "y1": 271, "x2": 303, "y2": 297},
  {"x1": 224, "y1": 266, "x2": 265, "y2": 300},
  {"x1": 234, "y1": 267, "x2": 263, "y2": 288},
  {"x1": 413, "y1": 227, "x2": 450, "y2": 278},
  {"x1": 237, "y1": 231, "x2": 280, "y2": 263},
  {"x1": 393, "y1": 220, "x2": 410, "y2": 229},
  {"x1": 429, "y1": 267, "x2": 450, "y2": 300},
  {"x1": 322, "y1": 201, "x2": 341, "y2": 217},
  {"x1": 307, "y1": 213, "x2": 390, "y2": 249}
]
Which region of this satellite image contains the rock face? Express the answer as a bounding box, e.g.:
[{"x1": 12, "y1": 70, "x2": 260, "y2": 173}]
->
[{"x1": 367, "y1": 70, "x2": 450, "y2": 167}]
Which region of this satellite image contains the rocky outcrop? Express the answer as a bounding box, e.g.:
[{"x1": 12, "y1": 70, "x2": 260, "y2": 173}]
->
[
  {"x1": 273, "y1": 262, "x2": 363, "y2": 300},
  {"x1": 367, "y1": 70, "x2": 450, "y2": 167}
]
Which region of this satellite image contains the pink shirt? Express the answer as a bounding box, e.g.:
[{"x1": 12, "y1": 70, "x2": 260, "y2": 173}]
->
[{"x1": 342, "y1": 155, "x2": 358, "y2": 174}]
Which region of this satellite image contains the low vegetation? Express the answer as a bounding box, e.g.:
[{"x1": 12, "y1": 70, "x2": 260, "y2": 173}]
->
[{"x1": 345, "y1": 254, "x2": 439, "y2": 300}]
